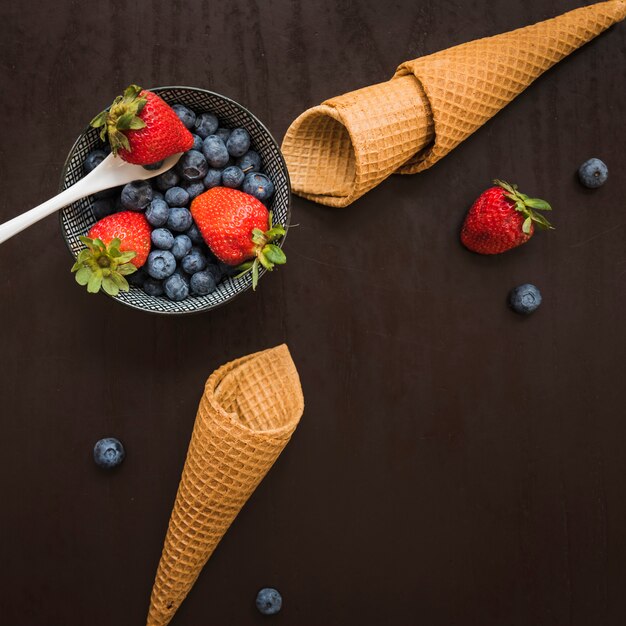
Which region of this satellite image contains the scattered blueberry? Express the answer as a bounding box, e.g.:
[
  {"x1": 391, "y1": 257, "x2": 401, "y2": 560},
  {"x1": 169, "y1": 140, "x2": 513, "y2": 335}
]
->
[
  {"x1": 202, "y1": 135, "x2": 230, "y2": 168},
  {"x1": 178, "y1": 150, "x2": 208, "y2": 181},
  {"x1": 190, "y1": 270, "x2": 217, "y2": 296},
  {"x1": 171, "y1": 104, "x2": 196, "y2": 130},
  {"x1": 121, "y1": 180, "x2": 153, "y2": 211},
  {"x1": 92, "y1": 198, "x2": 115, "y2": 220},
  {"x1": 578, "y1": 158, "x2": 608, "y2": 188},
  {"x1": 143, "y1": 277, "x2": 164, "y2": 297},
  {"x1": 237, "y1": 150, "x2": 262, "y2": 173},
  {"x1": 151, "y1": 228, "x2": 175, "y2": 250},
  {"x1": 164, "y1": 272, "x2": 190, "y2": 301},
  {"x1": 182, "y1": 181, "x2": 205, "y2": 200},
  {"x1": 93, "y1": 438, "x2": 125, "y2": 470},
  {"x1": 185, "y1": 222, "x2": 204, "y2": 244},
  {"x1": 146, "y1": 198, "x2": 170, "y2": 227},
  {"x1": 84, "y1": 149, "x2": 107, "y2": 174},
  {"x1": 143, "y1": 160, "x2": 164, "y2": 170},
  {"x1": 194, "y1": 112, "x2": 219, "y2": 138},
  {"x1": 171, "y1": 234, "x2": 193, "y2": 260},
  {"x1": 221, "y1": 165, "x2": 245, "y2": 188},
  {"x1": 181, "y1": 247, "x2": 207, "y2": 274},
  {"x1": 215, "y1": 127, "x2": 231, "y2": 143},
  {"x1": 191, "y1": 134, "x2": 204, "y2": 152},
  {"x1": 243, "y1": 172, "x2": 274, "y2": 201},
  {"x1": 226, "y1": 128, "x2": 251, "y2": 158},
  {"x1": 165, "y1": 186, "x2": 190, "y2": 207},
  {"x1": 155, "y1": 169, "x2": 180, "y2": 191},
  {"x1": 509, "y1": 283, "x2": 542, "y2": 315},
  {"x1": 147, "y1": 250, "x2": 177, "y2": 280},
  {"x1": 167, "y1": 207, "x2": 193, "y2": 232},
  {"x1": 203, "y1": 168, "x2": 222, "y2": 189},
  {"x1": 255, "y1": 588, "x2": 282, "y2": 616}
]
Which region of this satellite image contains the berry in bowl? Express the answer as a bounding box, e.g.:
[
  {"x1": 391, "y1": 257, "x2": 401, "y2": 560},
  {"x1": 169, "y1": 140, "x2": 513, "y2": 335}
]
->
[{"x1": 60, "y1": 85, "x2": 290, "y2": 315}]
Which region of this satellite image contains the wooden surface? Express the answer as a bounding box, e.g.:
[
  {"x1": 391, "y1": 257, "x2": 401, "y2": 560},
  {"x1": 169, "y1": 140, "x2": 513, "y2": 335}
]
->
[{"x1": 1, "y1": 1, "x2": 625, "y2": 624}]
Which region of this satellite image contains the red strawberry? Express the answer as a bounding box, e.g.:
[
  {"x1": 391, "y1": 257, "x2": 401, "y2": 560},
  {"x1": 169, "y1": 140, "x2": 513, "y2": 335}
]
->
[
  {"x1": 461, "y1": 180, "x2": 553, "y2": 255},
  {"x1": 71, "y1": 212, "x2": 152, "y2": 295},
  {"x1": 90, "y1": 85, "x2": 193, "y2": 165},
  {"x1": 190, "y1": 187, "x2": 286, "y2": 289}
]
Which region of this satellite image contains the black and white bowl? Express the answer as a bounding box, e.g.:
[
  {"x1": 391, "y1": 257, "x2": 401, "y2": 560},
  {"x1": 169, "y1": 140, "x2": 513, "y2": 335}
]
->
[{"x1": 59, "y1": 86, "x2": 291, "y2": 315}]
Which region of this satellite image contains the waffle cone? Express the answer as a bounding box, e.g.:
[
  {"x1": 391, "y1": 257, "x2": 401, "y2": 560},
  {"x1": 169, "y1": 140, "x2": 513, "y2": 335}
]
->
[
  {"x1": 282, "y1": 0, "x2": 626, "y2": 207},
  {"x1": 146, "y1": 345, "x2": 304, "y2": 626}
]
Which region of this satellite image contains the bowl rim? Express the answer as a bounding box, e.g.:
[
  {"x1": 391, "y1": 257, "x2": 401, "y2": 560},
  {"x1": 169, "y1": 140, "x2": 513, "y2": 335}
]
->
[{"x1": 58, "y1": 85, "x2": 292, "y2": 316}]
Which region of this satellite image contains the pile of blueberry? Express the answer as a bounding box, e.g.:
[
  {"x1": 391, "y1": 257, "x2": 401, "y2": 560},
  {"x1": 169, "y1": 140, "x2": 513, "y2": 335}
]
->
[{"x1": 83, "y1": 104, "x2": 275, "y2": 302}]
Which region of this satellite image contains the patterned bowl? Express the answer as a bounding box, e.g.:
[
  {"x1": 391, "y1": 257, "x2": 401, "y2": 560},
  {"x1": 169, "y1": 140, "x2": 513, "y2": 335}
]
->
[{"x1": 59, "y1": 86, "x2": 291, "y2": 315}]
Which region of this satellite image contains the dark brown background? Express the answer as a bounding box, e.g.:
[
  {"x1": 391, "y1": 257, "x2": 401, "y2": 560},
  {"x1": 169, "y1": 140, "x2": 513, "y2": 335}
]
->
[{"x1": 1, "y1": 1, "x2": 625, "y2": 624}]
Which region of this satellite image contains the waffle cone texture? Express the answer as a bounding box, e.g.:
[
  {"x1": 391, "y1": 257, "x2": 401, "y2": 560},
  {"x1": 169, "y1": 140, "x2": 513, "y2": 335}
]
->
[
  {"x1": 146, "y1": 345, "x2": 304, "y2": 626},
  {"x1": 282, "y1": 0, "x2": 626, "y2": 207}
]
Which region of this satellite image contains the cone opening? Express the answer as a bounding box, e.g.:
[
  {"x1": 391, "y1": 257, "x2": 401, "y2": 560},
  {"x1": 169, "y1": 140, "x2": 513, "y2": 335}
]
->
[
  {"x1": 283, "y1": 105, "x2": 356, "y2": 201},
  {"x1": 209, "y1": 346, "x2": 304, "y2": 436}
]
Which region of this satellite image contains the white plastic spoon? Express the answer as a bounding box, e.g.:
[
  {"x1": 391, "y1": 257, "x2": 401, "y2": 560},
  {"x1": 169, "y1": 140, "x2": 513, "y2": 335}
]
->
[{"x1": 0, "y1": 152, "x2": 183, "y2": 245}]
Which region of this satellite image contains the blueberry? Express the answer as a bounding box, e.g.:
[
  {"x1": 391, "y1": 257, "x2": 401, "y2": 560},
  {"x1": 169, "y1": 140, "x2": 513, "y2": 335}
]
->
[
  {"x1": 121, "y1": 180, "x2": 153, "y2": 211},
  {"x1": 93, "y1": 438, "x2": 125, "y2": 469},
  {"x1": 84, "y1": 149, "x2": 107, "y2": 174},
  {"x1": 155, "y1": 169, "x2": 180, "y2": 191},
  {"x1": 173, "y1": 267, "x2": 191, "y2": 285},
  {"x1": 167, "y1": 207, "x2": 193, "y2": 232},
  {"x1": 185, "y1": 222, "x2": 204, "y2": 244},
  {"x1": 578, "y1": 158, "x2": 608, "y2": 188},
  {"x1": 190, "y1": 270, "x2": 217, "y2": 296},
  {"x1": 143, "y1": 277, "x2": 164, "y2": 297},
  {"x1": 178, "y1": 149, "x2": 209, "y2": 182},
  {"x1": 509, "y1": 283, "x2": 542, "y2": 315},
  {"x1": 127, "y1": 266, "x2": 147, "y2": 287},
  {"x1": 194, "y1": 112, "x2": 219, "y2": 139},
  {"x1": 152, "y1": 189, "x2": 165, "y2": 202},
  {"x1": 151, "y1": 228, "x2": 175, "y2": 250},
  {"x1": 242, "y1": 172, "x2": 274, "y2": 201},
  {"x1": 171, "y1": 234, "x2": 193, "y2": 260},
  {"x1": 165, "y1": 186, "x2": 190, "y2": 207},
  {"x1": 147, "y1": 250, "x2": 177, "y2": 279},
  {"x1": 255, "y1": 588, "x2": 282, "y2": 616},
  {"x1": 226, "y1": 128, "x2": 251, "y2": 158},
  {"x1": 215, "y1": 127, "x2": 231, "y2": 143},
  {"x1": 236, "y1": 150, "x2": 262, "y2": 173},
  {"x1": 146, "y1": 198, "x2": 170, "y2": 227},
  {"x1": 164, "y1": 273, "x2": 190, "y2": 301},
  {"x1": 171, "y1": 104, "x2": 196, "y2": 130},
  {"x1": 182, "y1": 181, "x2": 205, "y2": 200},
  {"x1": 202, "y1": 135, "x2": 230, "y2": 168},
  {"x1": 143, "y1": 160, "x2": 164, "y2": 170},
  {"x1": 191, "y1": 134, "x2": 204, "y2": 152},
  {"x1": 221, "y1": 165, "x2": 245, "y2": 188},
  {"x1": 92, "y1": 198, "x2": 115, "y2": 220},
  {"x1": 205, "y1": 263, "x2": 224, "y2": 282},
  {"x1": 203, "y1": 168, "x2": 222, "y2": 189},
  {"x1": 181, "y1": 247, "x2": 207, "y2": 274}
]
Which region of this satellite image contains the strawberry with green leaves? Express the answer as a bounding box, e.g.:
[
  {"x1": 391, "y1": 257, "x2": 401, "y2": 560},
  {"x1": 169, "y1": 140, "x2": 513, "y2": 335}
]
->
[
  {"x1": 71, "y1": 211, "x2": 151, "y2": 295},
  {"x1": 190, "y1": 187, "x2": 286, "y2": 290},
  {"x1": 90, "y1": 84, "x2": 193, "y2": 165},
  {"x1": 461, "y1": 180, "x2": 553, "y2": 255}
]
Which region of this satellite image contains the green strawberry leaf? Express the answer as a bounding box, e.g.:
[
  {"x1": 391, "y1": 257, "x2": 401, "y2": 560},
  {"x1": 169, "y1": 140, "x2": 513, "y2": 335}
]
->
[
  {"x1": 116, "y1": 251, "x2": 136, "y2": 264},
  {"x1": 522, "y1": 216, "x2": 533, "y2": 234},
  {"x1": 525, "y1": 198, "x2": 552, "y2": 211},
  {"x1": 263, "y1": 244, "x2": 286, "y2": 265},
  {"x1": 531, "y1": 213, "x2": 554, "y2": 230},
  {"x1": 128, "y1": 116, "x2": 146, "y2": 130},
  {"x1": 258, "y1": 251, "x2": 274, "y2": 271},
  {"x1": 252, "y1": 228, "x2": 266, "y2": 245},
  {"x1": 90, "y1": 110, "x2": 108, "y2": 129},
  {"x1": 75, "y1": 267, "x2": 92, "y2": 285},
  {"x1": 101, "y1": 276, "x2": 119, "y2": 296},
  {"x1": 111, "y1": 272, "x2": 130, "y2": 291},
  {"x1": 87, "y1": 272, "x2": 103, "y2": 293},
  {"x1": 117, "y1": 263, "x2": 137, "y2": 276},
  {"x1": 265, "y1": 226, "x2": 285, "y2": 241},
  {"x1": 252, "y1": 259, "x2": 259, "y2": 290}
]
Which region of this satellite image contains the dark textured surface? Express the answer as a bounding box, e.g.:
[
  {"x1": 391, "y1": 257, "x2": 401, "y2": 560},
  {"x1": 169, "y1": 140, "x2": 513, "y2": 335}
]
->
[{"x1": 1, "y1": 1, "x2": 625, "y2": 624}]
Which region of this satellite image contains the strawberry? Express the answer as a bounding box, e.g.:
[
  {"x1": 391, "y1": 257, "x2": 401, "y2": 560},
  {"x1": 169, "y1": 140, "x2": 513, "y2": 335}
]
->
[
  {"x1": 90, "y1": 84, "x2": 193, "y2": 165},
  {"x1": 461, "y1": 180, "x2": 553, "y2": 255},
  {"x1": 190, "y1": 187, "x2": 286, "y2": 289},
  {"x1": 71, "y1": 212, "x2": 151, "y2": 295}
]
